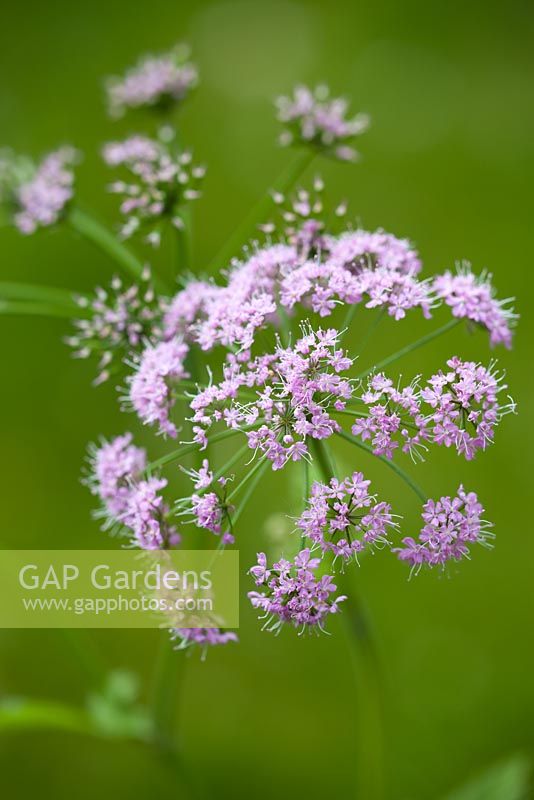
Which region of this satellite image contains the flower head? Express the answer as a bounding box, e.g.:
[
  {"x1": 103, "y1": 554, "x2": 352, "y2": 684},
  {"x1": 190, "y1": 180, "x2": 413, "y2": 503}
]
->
[
  {"x1": 394, "y1": 486, "x2": 493, "y2": 572},
  {"x1": 276, "y1": 85, "x2": 369, "y2": 161},
  {"x1": 353, "y1": 374, "x2": 429, "y2": 461},
  {"x1": 190, "y1": 326, "x2": 353, "y2": 469},
  {"x1": 298, "y1": 472, "x2": 398, "y2": 563},
  {"x1": 67, "y1": 269, "x2": 162, "y2": 384},
  {"x1": 171, "y1": 628, "x2": 238, "y2": 654},
  {"x1": 104, "y1": 135, "x2": 205, "y2": 246},
  {"x1": 88, "y1": 433, "x2": 147, "y2": 520},
  {"x1": 129, "y1": 338, "x2": 189, "y2": 437},
  {"x1": 421, "y1": 357, "x2": 515, "y2": 460},
  {"x1": 0, "y1": 147, "x2": 77, "y2": 234},
  {"x1": 177, "y1": 460, "x2": 235, "y2": 544},
  {"x1": 106, "y1": 45, "x2": 197, "y2": 118},
  {"x1": 433, "y1": 263, "x2": 517, "y2": 348},
  {"x1": 248, "y1": 549, "x2": 346, "y2": 633},
  {"x1": 121, "y1": 476, "x2": 180, "y2": 550}
]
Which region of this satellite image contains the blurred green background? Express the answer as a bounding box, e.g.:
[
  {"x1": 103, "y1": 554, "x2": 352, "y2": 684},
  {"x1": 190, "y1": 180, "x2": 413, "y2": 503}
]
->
[{"x1": 1, "y1": 0, "x2": 533, "y2": 797}]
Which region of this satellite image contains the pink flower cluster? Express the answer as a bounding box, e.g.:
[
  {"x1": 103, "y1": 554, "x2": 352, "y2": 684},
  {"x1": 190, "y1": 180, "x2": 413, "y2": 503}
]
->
[
  {"x1": 276, "y1": 85, "x2": 369, "y2": 161},
  {"x1": 297, "y1": 472, "x2": 398, "y2": 563},
  {"x1": 248, "y1": 549, "x2": 346, "y2": 633},
  {"x1": 171, "y1": 628, "x2": 238, "y2": 652},
  {"x1": 353, "y1": 374, "x2": 429, "y2": 460},
  {"x1": 129, "y1": 338, "x2": 189, "y2": 437},
  {"x1": 104, "y1": 135, "x2": 205, "y2": 246},
  {"x1": 433, "y1": 265, "x2": 516, "y2": 348},
  {"x1": 106, "y1": 45, "x2": 198, "y2": 118},
  {"x1": 176, "y1": 460, "x2": 235, "y2": 545},
  {"x1": 162, "y1": 227, "x2": 431, "y2": 359},
  {"x1": 7, "y1": 147, "x2": 77, "y2": 234},
  {"x1": 68, "y1": 270, "x2": 161, "y2": 384},
  {"x1": 421, "y1": 356, "x2": 513, "y2": 460},
  {"x1": 394, "y1": 486, "x2": 493, "y2": 571},
  {"x1": 89, "y1": 434, "x2": 179, "y2": 549},
  {"x1": 190, "y1": 326, "x2": 353, "y2": 469}
]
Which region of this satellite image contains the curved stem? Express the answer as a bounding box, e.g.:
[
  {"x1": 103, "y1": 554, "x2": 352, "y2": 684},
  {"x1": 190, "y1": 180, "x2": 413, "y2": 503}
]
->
[
  {"x1": 231, "y1": 459, "x2": 270, "y2": 523},
  {"x1": 68, "y1": 207, "x2": 171, "y2": 294},
  {"x1": 336, "y1": 429, "x2": 427, "y2": 502},
  {"x1": 308, "y1": 438, "x2": 385, "y2": 800},
  {"x1": 145, "y1": 427, "x2": 245, "y2": 474},
  {"x1": 356, "y1": 318, "x2": 461, "y2": 380},
  {"x1": 207, "y1": 150, "x2": 315, "y2": 273}
]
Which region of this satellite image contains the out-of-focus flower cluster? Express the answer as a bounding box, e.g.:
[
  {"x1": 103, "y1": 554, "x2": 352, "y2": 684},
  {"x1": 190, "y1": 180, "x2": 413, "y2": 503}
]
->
[
  {"x1": 0, "y1": 147, "x2": 77, "y2": 234},
  {"x1": 87, "y1": 434, "x2": 179, "y2": 549},
  {"x1": 67, "y1": 269, "x2": 162, "y2": 384},
  {"x1": 106, "y1": 45, "x2": 198, "y2": 118},
  {"x1": 103, "y1": 135, "x2": 205, "y2": 246},
  {"x1": 276, "y1": 85, "x2": 369, "y2": 161},
  {"x1": 128, "y1": 338, "x2": 189, "y2": 438}
]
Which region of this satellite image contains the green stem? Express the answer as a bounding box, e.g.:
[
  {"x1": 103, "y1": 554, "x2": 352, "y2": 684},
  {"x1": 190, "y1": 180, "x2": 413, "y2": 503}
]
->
[
  {"x1": 336, "y1": 429, "x2": 427, "y2": 502},
  {"x1": 308, "y1": 438, "x2": 385, "y2": 800},
  {"x1": 231, "y1": 459, "x2": 270, "y2": 524},
  {"x1": 173, "y1": 208, "x2": 192, "y2": 277},
  {"x1": 342, "y1": 593, "x2": 386, "y2": 800},
  {"x1": 227, "y1": 456, "x2": 267, "y2": 503},
  {"x1": 357, "y1": 307, "x2": 387, "y2": 356},
  {"x1": 339, "y1": 303, "x2": 358, "y2": 342},
  {"x1": 58, "y1": 629, "x2": 107, "y2": 687},
  {"x1": 356, "y1": 318, "x2": 461, "y2": 380},
  {"x1": 207, "y1": 150, "x2": 315, "y2": 273},
  {"x1": 145, "y1": 427, "x2": 245, "y2": 474},
  {"x1": 68, "y1": 207, "x2": 170, "y2": 294},
  {"x1": 0, "y1": 299, "x2": 80, "y2": 319},
  {"x1": 0, "y1": 282, "x2": 81, "y2": 310},
  {"x1": 149, "y1": 633, "x2": 199, "y2": 797}
]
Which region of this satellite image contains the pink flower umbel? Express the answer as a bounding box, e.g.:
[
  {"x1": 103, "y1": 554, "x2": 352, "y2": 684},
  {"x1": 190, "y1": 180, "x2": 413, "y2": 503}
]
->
[
  {"x1": 129, "y1": 338, "x2": 189, "y2": 437},
  {"x1": 106, "y1": 45, "x2": 197, "y2": 118},
  {"x1": 353, "y1": 374, "x2": 429, "y2": 461},
  {"x1": 433, "y1": 263, "x2": 517, "y2": 347},
  {"x1": 68, "y1": 269, "x2": 162, "y2": 385},
  {"x1": 248, "y1": 549, "x2": 347, "y2": 633},
  {"x1": 394, "y1": 486, "x2": 494, "y2": 572},
  {"x1": 421, "y1": 357, "x2": 515, "y2": 460},
  {"x1": 88, "y1": 433, "x2": 147, "y2": 521},
  {"x1": 298, "y1": 473, "x2": 398, "y2": 564},
  {"x1": 276, "y1": 85, "x2": 369, "y2": 161},
  {"x1": 0, "y1": 147, "x2": 77, "y2": 234},
  {"x1": 190, "y1": 325, "x2": 353, "y2": 469},
  {"x1": 104, "y1": 135, "x2": 205, "y2": 246}
]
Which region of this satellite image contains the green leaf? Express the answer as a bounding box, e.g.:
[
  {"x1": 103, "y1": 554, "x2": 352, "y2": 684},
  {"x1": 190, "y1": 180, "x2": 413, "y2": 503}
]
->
[
  {"x1": 443, "y1": 755, "x2": 530, "y2": 800},
  {"x1": 0, "y1": 281, "x2": 81, "y2": 309},
  {"x1": 0, "y1": 299, "x2": 78, "y2": 319},
  {"x1": 0, "y1": 697, "x2": 93, "y2": 735}
]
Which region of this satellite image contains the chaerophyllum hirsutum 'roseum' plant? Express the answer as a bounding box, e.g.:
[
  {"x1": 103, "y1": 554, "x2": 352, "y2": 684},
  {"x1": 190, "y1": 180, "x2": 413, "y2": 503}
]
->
[
  {"x1": 1, "y1": 43, "x2": 520, "y2": 798},
  {"x1": 0, "y1": 42, "x2": 515, "y2": 648},
  {"x1": 1, "y1": 45, "x2": 518, "y2": 649}
]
